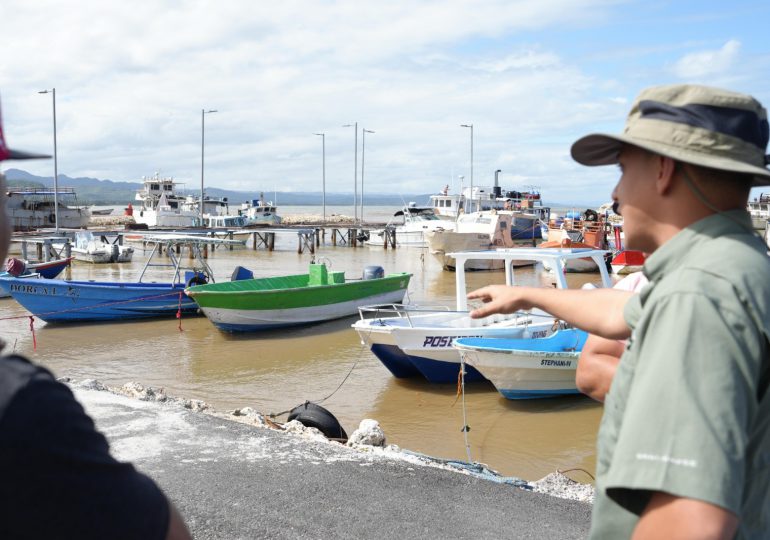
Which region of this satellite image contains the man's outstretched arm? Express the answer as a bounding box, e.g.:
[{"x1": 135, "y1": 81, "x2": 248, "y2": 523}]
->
[{"x1": 467, "y1": 286, "x2": 633, "y2": 340}]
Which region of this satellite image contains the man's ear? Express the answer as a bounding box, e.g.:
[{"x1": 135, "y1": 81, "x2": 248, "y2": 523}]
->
[{"x1": 656, "y1": 156, "x2": 677, "y2": 195}]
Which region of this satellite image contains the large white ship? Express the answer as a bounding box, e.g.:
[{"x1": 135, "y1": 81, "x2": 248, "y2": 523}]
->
[{"x1": 6, "y1": 186, "x2": 90, "y2": 231}]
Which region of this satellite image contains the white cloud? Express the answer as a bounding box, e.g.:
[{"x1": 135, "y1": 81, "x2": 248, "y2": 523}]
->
[
  {"x1": 0, "y1": 2, "x2": 765, "y2": 206},
  {"x1": 670, "y1": 39, "x2": 741, "y2": 79}
]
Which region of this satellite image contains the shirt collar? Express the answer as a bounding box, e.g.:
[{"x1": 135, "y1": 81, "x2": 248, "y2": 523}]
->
[{"x1": 643, "y1": 210, "x2": 756, "y2": 281}]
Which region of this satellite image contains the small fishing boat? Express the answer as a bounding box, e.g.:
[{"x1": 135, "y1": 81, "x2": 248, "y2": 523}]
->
[
  {"x1": 0, "y1": 257, "x2": 72, "y2": 298},
  {"x1": 454, "y1": 329, "x2": 589, "y2": 399},
  {"x1": 425, "y1": 209, "x2": 537, "y2": 271},
  {"x1": 353, "y1": 247, "x2": 610, "y2": 384},
  {"x1": 240, "y1": 195, "x2": 282, "y2": 226},
  {"x1": 366, "y1": 204, "x2": 454, "y2": 247},
  {"x1": 539, "y1": 217, "x2": 609, "y2": 273},
  {"x1": 0, "y1": 235, "x2": 243, "y2": 322},
  {"x1": 53, "y1": 231, "x2": 134, "y2": 264},
  {"x1": 186, "y1": 263, "x2": 412, "y2": 332}
]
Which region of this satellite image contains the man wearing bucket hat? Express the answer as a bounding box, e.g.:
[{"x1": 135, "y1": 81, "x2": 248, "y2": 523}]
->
[
  {"x1": 468, "y1": 84, "x2": 770, "y2": 538},
  {"x1": 0, "y1": 99, "x2": 191, "y2": 539}
]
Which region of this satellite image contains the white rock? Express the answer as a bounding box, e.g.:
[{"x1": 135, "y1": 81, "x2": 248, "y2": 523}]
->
[
  {"x1": 120, "y1": 381, "x2": 167, "y2": 402},
  {"x1": 347, "y1": 419, "x2": 386, "y2": 447},
  {"x1": 283, "y1": 420, "x2": 328, "y2": 441},
  {"x1": 530, "y1": 472, "x2": 595, "y2": 503},
  {"x1": 76, "y1": 379, "x2": 107, "y2": 391},
  {"x1": 178, "y1": 398, "x2": 209, "y2": 412}
]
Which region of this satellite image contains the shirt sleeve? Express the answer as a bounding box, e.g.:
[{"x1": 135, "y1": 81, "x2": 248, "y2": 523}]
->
[
  {"x1": 0, "y1": 372, "x2": 170, "y2": 540},
  {"x1": 606, "y1": 289, "x2": 763, "y2": 515}
]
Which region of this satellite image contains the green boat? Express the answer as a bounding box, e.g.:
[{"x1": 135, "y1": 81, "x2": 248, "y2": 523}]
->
[{"x1": 185, "y1": 263, "x2": 412, "y2": 332}]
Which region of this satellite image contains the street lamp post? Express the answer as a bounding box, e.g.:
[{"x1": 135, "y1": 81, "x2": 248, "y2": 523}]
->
[
  {"x1": 201, "y1": 108, "x2": 218, "y2": 227},
  {"x1": 361, "y1": 128, "x2": 374, "y2": 223},
  {"x1": 461, "y1": 124, "x2": 473, "y2": 212},
  {"x1": 38, "y1": 88, "x2": 58, "y2": 233},
  {"x1": 313, "y1": 132, "x2": 326, "y2": 223},
  {"x1": 342, "y1": 122, "x2": 358, "y2": 222}
]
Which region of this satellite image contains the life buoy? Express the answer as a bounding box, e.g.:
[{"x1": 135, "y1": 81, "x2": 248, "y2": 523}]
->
[
  {"x1": 287, "y1": 402, "x2": 347, "y2": 440},
  {"x1": 48, "y1": 213, "x2": 56, "y2": 224}
]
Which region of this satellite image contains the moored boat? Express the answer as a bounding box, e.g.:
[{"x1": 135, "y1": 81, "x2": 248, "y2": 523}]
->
[
  {"x1": 5, "y1": 187, "x2": 91, "y2": 231},
  {"x1": 0, "y1": 235, "x2": 243, "y2": 322},
  {"x1": 53, "y1": 231, "x2": 134, "y2": 264},
  {"x1": 186, "y1": 263, "x2": 412, "y2": 332},
  {"x1": 240, "y1": 195, "x2": 282, "y2": 226},
  {"x1": 366, "y1": 204, "x2": 454, "y2": 247},
  {"x1": 0, "y1": 257, "x2": 72, "y2": 298},
  {"x1": 610, "y1": 250, "x2": 646, "y2": 274},
  {"x1": 425, "y1": 209, "x2": 538, "y2": 271},
  {"x1": 539, "y1": 216, "x2": 609, "y2": 273},
  {"x1": 353, "y1": 247, "x2": 610, "y2": 384},
  {"x1": 454, "y1": 329, "x2": 589, "y2": 399},
  {"x1": 132, "y1": 173, "x2": 200, "y2": 228}
]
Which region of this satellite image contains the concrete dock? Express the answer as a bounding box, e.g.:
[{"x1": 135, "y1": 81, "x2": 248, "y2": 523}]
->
[{"x1": 74, "y1": 384, "x2": 592, "y2": 539}]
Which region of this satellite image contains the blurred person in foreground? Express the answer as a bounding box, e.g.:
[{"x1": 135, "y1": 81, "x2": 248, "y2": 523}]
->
[
  {"x1": 0, "y1": 98, "x2": 191, "y2": 540},
  {"x1": 576, "y1": 270, "x2": 647, "y2": 402},
  {"x1": 468, "y1": 85, "x2": 770, "y2": 539}
]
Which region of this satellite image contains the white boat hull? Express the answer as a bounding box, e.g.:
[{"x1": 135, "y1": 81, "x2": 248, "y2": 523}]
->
[
  {"x1": 353, "y1": 309, "x2": 565, "y2": 383},
  {"x1": 460, "y1": 347, "x2": 580, "y2": 399},
  {"x1": 8, "y1": 208, "x2": 90, "y2": 231},
  {"x1": 426, "y1": 211, "x2": 537, "y2": 270},
  {"x1": 200, "y1": 289, "x2": 408, "y2": 329}
]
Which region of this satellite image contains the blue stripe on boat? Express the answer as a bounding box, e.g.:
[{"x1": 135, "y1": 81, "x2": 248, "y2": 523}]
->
[{"x1": 499, "y1": 388, "x2": 581, "y2": 399}]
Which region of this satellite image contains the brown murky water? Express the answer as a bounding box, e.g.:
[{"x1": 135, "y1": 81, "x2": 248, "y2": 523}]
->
[{"x1": 1, "y1": 219, "x2": 611, "y2": 482}]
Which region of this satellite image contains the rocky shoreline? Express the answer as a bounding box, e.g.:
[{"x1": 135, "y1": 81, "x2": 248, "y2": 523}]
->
[{"x1": 66, "y1": 377, "x2": 594, "y2": 504}]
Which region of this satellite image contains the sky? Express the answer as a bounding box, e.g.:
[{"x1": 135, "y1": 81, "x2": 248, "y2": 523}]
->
[{"x1": 2, "y1": 0, "x2": 769, "y2": 205}]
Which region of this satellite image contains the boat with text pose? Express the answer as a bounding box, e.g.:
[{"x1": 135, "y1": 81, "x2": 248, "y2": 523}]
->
[
  {"x1": 353, "y1": 248, "x2": 610, "y2": 384},
  {"x1": 186, "y1": 263, "x2": 412, "y2": 332}
]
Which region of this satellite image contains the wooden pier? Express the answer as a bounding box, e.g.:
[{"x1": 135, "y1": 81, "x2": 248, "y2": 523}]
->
[{"x1": 10, "y1": 222, "x2": 395, "y2": 258}]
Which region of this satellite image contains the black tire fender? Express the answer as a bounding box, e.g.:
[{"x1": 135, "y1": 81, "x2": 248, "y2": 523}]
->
[{"x1": 287, "y1": 402, "x2": 347, "y2": 440}]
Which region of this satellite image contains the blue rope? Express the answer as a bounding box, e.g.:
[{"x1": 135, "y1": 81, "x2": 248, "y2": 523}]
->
[{"x1": 400, "y1": 449, "x2": 532, "y2": 489}]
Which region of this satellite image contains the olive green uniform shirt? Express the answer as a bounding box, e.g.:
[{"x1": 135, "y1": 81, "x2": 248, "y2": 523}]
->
[{"x1": 590, "y1": 211, "x2": 770, "y2": 539}]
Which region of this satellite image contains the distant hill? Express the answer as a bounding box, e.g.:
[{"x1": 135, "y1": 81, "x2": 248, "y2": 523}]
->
[
  {"x1": 3, "y1": 169, "x2": 432, "y2": 206},
  {"x1": 3, "y1": 169, "x2": 597, "y2": 209}
]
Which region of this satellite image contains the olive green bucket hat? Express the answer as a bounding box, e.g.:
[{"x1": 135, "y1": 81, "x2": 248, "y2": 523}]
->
[{"x1": 571, "y1": 84, "x2": 770, "y2": 186}]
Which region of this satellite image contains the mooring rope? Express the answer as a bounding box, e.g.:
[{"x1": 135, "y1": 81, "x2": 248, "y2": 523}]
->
[
  {"x1": 0, "y1": 289, "x2": 185, "y2": 323},
  {"x1": 0, "y1": 289, "x2": 190, "y2": 350}
]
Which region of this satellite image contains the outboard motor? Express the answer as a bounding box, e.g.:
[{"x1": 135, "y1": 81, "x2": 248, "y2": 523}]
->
[
  {"x1": 231, "y1": 266, "x2": 254, "y2": 281},
  {"x1": 5, "y1": 258, "x2": 26, "y2": 277},
  {"x1": 362, "y1": 265, "x2": 384, "y2": 280}
]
